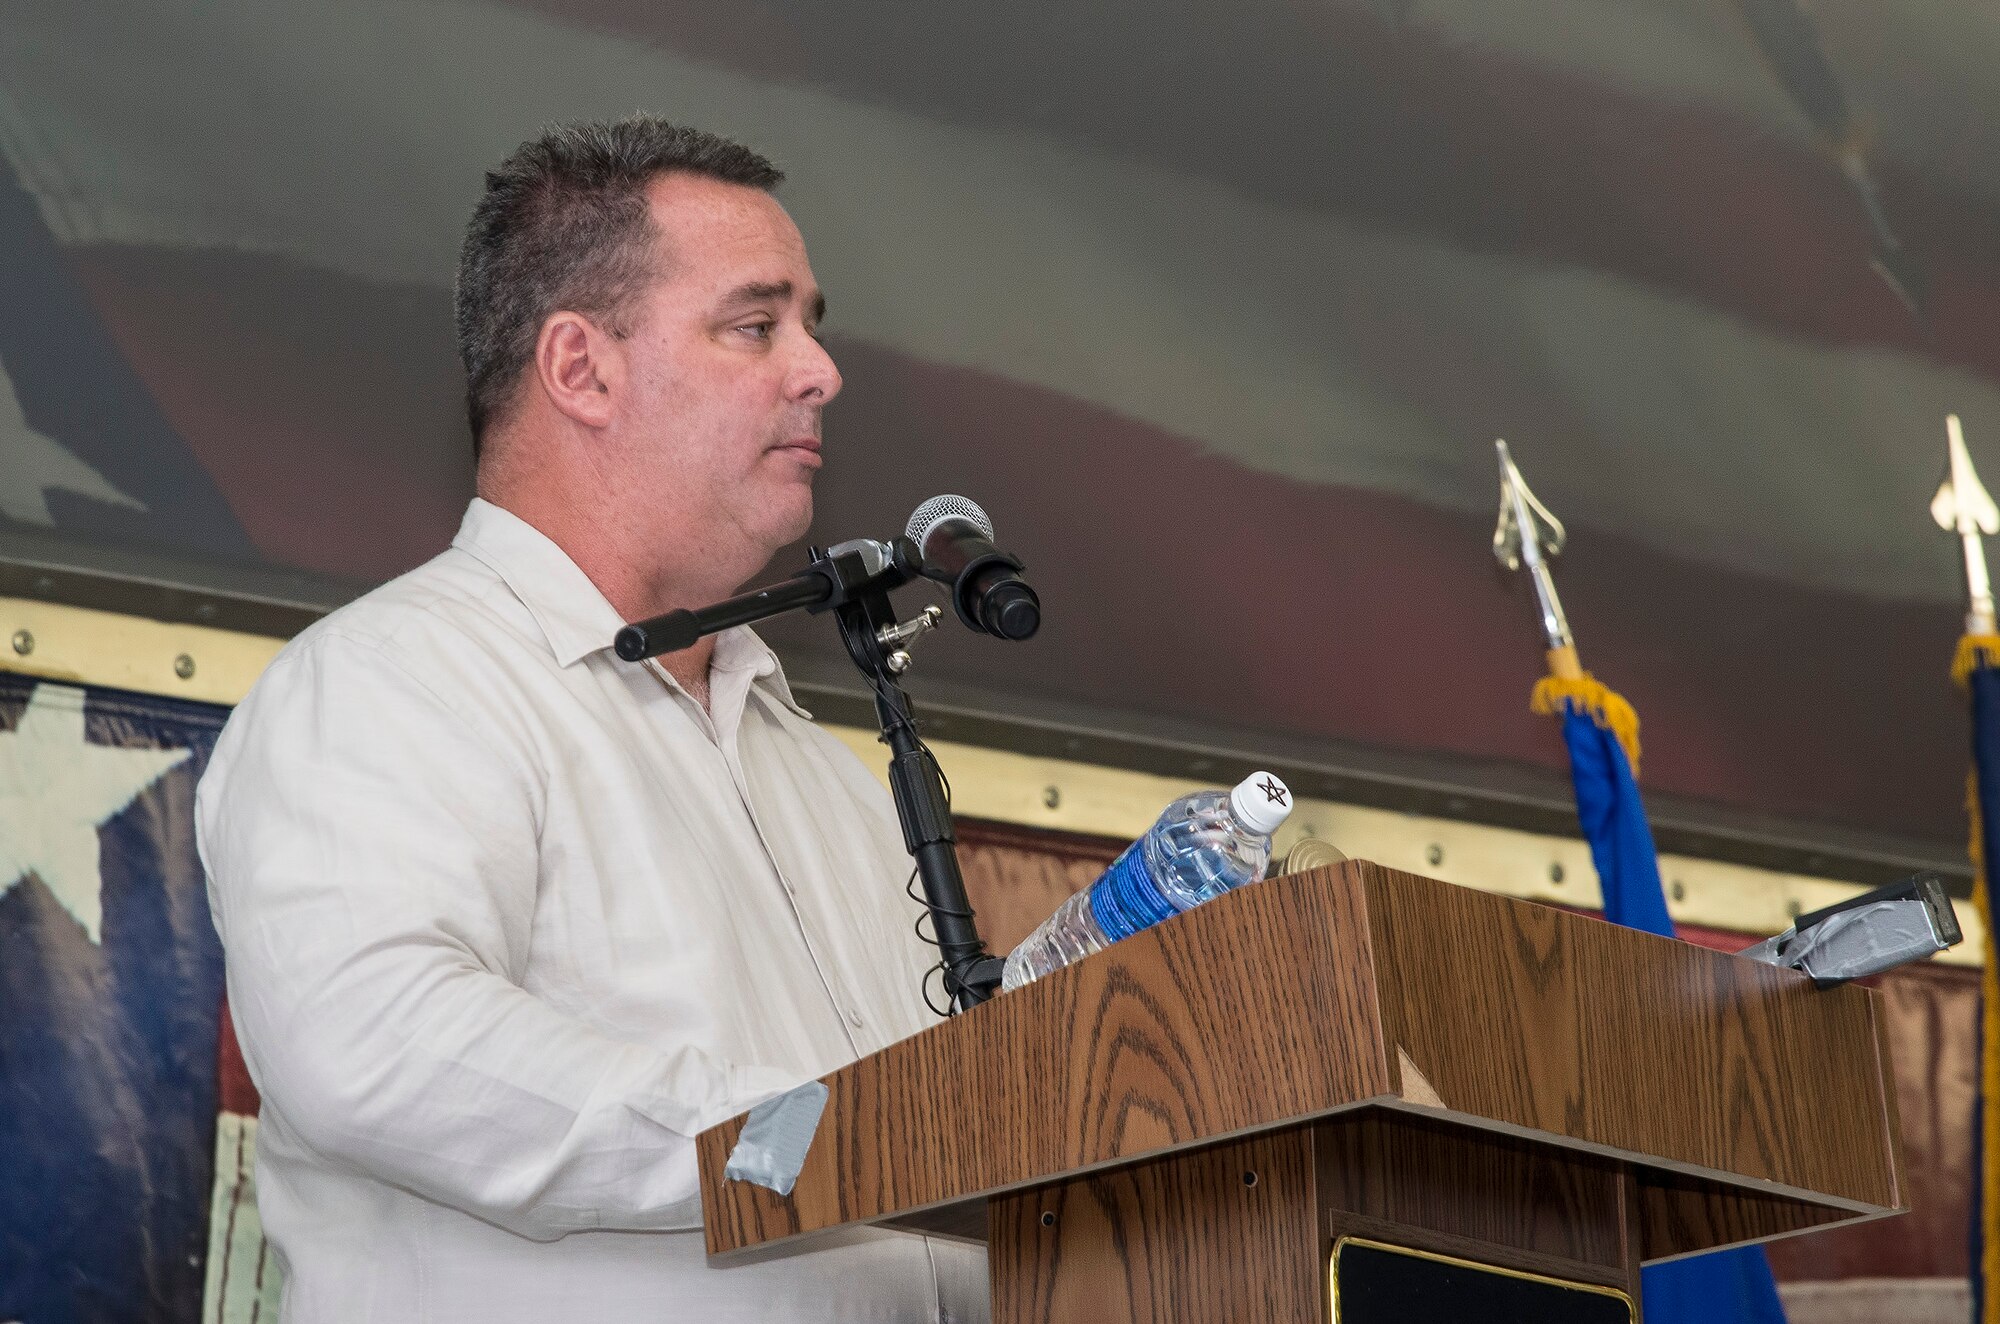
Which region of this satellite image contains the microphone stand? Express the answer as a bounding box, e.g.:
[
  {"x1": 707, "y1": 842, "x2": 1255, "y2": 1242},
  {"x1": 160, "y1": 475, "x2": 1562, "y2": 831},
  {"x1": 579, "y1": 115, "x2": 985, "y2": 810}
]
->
[{"x1": 616, "y1": 538, "x2": 1006, "y2": 1012}]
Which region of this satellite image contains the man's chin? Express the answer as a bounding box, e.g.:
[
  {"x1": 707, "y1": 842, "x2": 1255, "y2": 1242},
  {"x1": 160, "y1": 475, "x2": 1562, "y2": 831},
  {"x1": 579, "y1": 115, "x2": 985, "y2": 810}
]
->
[{"x1": 774, "y1": 492, "x2": 815, "y2": 548}]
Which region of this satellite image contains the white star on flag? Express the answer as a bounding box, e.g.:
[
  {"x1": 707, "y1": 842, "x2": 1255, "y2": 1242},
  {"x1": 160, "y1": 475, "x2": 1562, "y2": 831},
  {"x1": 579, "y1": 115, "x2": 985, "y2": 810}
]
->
[
  {"x1": 0, "y1": 362, "x2": 149, "y2": 526},
  {"x1": 0, "y1": 682, "x2": 190, "y2": 943}
]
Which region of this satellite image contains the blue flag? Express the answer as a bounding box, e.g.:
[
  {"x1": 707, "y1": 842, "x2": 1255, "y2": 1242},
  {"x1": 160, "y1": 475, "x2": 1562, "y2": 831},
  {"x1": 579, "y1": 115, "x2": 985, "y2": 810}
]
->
[
  {"x1": 1546, "y1": 680, "x2": 1789, "y2": 1324},
  {"x1": 0, "y1": 673, "x2": 230, "y2": 1322},
  {"x1": 1961, "y1": 641, "x2": 2000, "y2": 1324}
]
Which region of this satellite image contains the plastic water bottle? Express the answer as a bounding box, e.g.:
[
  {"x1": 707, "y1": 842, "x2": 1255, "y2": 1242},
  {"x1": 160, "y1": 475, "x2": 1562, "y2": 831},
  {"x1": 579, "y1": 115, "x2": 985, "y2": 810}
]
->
[{"x1": 1001, "y1": 772, "x2": 1294, "y2": 991}]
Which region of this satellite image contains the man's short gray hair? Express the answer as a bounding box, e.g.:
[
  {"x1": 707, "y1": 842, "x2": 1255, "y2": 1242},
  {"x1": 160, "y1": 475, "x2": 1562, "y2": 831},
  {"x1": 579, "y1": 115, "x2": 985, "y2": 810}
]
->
[{"x1": 454, "y1": 115, "x2": 783, "y2": 455}]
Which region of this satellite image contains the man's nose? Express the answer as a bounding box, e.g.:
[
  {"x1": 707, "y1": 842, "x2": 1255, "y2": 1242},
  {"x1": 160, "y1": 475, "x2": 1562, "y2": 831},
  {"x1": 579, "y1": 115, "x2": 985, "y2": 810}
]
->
[{"x1": 790, "y1": 332, "x2": 842, "y2": 405}]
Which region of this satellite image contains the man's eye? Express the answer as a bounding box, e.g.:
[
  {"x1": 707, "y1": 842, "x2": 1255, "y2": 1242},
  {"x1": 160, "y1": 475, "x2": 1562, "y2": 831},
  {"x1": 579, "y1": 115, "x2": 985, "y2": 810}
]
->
[{"x1": 738, "y1": 321, "x2": 774, "y2": 340}]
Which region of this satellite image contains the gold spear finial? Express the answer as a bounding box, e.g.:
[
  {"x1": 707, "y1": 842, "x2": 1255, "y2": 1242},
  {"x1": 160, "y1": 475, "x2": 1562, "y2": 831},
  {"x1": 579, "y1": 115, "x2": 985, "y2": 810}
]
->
[
  {"x1": 1498, "y1": 440, "x2": 1641, "y2": 765},
  {"x1": 1493, "y1": 439, "x2": 1580, "y2": 677},
  {"x1": 1934, "y1": 414, "x2": 2000, "y2": 637}
]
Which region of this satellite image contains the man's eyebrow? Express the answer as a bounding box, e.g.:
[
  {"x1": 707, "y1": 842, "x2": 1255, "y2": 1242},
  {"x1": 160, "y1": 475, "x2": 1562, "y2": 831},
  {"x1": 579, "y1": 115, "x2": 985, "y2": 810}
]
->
[
  {"x1": 717, "y1": 280, "x2": 826, "y2": 325},
  {"x1": 720, "y1": 280, "x2": 792, "y2": 307}
]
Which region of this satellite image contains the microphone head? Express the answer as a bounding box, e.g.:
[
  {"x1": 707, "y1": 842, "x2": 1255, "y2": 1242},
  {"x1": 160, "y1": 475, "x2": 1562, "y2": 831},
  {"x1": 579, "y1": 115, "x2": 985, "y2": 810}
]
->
[{"x1": 905, "y1": 494, "x2": 994, "y2": 548}]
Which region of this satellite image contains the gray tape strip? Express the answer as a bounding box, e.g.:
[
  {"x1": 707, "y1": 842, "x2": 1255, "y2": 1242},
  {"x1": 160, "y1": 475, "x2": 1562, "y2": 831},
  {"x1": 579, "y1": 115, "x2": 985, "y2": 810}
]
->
[
  {"x1": 723, "y1": 1080, "x2": 829, "y2": 1197},
  {"x1": 1792, "y1": 899, "x2": 1943, "y2": 983},
  {"x1": 1742, "y1": 898, "x2": 1944, "y2": 983}
]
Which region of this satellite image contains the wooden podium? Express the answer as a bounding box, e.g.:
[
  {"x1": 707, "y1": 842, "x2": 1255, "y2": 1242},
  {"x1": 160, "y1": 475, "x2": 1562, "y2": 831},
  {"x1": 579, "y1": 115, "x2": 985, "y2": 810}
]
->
[{"x1": 696, "y1": 861, "x2": 1905, "y2": 1321}]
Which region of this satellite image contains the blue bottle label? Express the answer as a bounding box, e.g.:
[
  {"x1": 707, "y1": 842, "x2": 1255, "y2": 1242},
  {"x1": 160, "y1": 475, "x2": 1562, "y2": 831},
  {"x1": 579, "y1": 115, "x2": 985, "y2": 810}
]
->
[{"x1": 1088, "y1": 839, "x2": 1178, "y2": 943}]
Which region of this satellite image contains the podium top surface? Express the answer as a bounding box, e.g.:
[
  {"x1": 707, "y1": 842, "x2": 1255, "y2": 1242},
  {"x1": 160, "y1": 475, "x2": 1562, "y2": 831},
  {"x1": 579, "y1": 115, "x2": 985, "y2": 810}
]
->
[{"x1": 697, "y1": 861, "x2": 1903, "y2": 1259}]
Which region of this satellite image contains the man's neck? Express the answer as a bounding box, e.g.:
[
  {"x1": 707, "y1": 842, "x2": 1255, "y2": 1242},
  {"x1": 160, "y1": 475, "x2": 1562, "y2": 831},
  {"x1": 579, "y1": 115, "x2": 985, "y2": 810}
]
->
[
  {"x1": 655, "y1": 640, "x2": 715, "y2": 712},
  {"x1": 478, "y1": 474, "x2": 750, "y2": 716},
  {"x1": 476, "y1": 440, "x2": 788, "y2": 720}
]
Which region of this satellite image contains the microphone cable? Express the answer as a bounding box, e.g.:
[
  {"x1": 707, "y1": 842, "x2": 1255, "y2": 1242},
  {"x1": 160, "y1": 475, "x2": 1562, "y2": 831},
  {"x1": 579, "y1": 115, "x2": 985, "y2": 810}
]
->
[{"x1": 862, "y1": 661, "x2": 972, "y2": 1018}]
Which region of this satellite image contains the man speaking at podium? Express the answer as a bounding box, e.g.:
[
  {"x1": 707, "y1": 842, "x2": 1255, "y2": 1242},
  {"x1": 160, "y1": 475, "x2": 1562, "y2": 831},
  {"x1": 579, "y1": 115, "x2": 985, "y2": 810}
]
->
[{"x1": 197, "y1": 117, "x2": 987, "y2": 1323}]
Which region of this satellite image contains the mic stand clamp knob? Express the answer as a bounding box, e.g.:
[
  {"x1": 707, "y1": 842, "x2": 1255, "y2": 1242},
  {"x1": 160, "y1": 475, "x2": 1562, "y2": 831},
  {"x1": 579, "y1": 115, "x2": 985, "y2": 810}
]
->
[{"x1": 876, "y1": 604, "x2": 944, "y2": 653}]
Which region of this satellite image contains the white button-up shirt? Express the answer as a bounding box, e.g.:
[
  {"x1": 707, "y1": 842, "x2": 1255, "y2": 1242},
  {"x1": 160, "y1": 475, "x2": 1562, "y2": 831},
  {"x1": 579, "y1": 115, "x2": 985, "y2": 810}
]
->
[{"x1": 196, "y1": 498, "x2": 988, "y2": 1324}]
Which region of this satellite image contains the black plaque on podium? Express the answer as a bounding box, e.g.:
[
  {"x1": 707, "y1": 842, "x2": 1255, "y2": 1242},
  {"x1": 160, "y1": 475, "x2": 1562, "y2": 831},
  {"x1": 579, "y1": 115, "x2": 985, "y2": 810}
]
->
[{"x1": 1331, "y1": 1237, "x2": 1635, "y2": 1323}]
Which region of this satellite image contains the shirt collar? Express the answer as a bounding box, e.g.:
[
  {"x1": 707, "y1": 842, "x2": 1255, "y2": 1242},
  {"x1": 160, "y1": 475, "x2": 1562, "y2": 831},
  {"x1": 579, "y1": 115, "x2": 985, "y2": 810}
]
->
[
  {"x1": 705, "y1": 619, "x2": 812, "y2": 719},
  {"x1": 451, "y1": 499, "x2": 811, "y2": 716}
]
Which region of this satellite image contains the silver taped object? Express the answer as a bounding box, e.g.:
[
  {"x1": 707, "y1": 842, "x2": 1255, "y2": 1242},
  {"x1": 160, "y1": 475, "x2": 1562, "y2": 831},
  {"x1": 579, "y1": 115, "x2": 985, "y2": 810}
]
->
[
  {"x1": 1742, "y1": 899, "x2": 1947, "y2": 984},
  {"x1": 722, "y1": 1080, "x2": 830, "y2": 1198}
]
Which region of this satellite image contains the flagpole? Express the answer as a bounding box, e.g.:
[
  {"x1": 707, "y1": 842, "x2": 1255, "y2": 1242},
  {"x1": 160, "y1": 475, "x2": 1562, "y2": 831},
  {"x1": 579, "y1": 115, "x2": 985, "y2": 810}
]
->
[
  {"x1": 1494, "y1": 438, "x2": 1786, "y2": 1324},
  {"x1": 1936, "y1": 415, "x2": 2000, "y2": 1324},
  {"x1": 1493, "y1": 440, "x2": 1639, "y2": 773}
]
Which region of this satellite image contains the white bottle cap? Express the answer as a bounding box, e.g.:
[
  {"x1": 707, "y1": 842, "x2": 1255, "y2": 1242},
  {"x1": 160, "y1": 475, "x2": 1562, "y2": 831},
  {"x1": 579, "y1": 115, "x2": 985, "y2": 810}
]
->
[{"x1": 1229, "y1": 771, "x2": 1294, "y2": 836}]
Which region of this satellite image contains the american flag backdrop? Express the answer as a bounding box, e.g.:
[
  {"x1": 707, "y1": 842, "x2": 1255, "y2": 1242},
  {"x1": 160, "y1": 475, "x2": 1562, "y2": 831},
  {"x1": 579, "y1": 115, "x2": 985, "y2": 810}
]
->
[
  {"x1": 0, "y1": 0, "x2": 1992, "y2": 864},
  {"x1": 2, "y1": 3, "x2": 1999, "y2": 1317},
  {"x1": 0, "y1": 673, "x2": 229, "y2": 1321}
]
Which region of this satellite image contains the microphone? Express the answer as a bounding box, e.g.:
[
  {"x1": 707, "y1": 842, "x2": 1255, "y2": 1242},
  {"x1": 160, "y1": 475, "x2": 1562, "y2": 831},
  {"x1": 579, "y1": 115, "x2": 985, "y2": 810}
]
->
[
  {"x1": 904, "y1": 495, "x2": 1041, "y2": 641},
  {"x1": 613, "y1": 538, "x2": 914, "y2": 661}
]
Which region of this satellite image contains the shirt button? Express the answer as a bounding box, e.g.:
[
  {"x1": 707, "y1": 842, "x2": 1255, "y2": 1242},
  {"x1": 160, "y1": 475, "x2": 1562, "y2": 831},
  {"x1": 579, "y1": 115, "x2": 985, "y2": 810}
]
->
[{"x1": 845, "y1": 1008, "x2": 864, "y2": 1029}]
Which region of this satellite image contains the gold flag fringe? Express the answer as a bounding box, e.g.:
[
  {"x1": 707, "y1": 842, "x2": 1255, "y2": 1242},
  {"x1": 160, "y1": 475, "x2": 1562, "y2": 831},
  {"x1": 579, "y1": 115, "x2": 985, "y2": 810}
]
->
[
  {"x1": 1955, "y1": 634, "x2": 2000, "y2": 690},
  {"x1": 1530, "y1": 672, "x2": 1641, "y2": 776}
]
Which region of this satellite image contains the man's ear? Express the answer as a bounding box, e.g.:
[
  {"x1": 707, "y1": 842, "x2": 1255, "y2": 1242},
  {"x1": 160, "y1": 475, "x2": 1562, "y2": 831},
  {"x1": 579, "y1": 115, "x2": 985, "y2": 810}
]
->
[{"x1": 533, "y1": 311, "x2": 621, "y2": 429}]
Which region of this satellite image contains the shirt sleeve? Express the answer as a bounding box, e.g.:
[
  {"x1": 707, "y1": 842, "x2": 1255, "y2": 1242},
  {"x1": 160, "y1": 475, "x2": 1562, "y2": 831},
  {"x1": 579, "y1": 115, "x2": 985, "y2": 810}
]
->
[{"x1": 197, "y1": 629, "x2": 800, "y2": 1241}]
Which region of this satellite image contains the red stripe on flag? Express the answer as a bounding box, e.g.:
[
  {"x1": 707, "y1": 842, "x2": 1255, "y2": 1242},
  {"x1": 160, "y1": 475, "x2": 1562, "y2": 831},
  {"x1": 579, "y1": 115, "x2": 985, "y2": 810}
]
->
[{"x1": 217, "y1": 997, "x2": 260, "y2": 1117}]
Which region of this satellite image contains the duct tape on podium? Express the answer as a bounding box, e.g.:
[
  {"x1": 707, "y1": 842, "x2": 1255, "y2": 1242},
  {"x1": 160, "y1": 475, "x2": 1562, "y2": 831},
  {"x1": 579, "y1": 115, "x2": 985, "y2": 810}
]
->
[{"x1": 723, "y1": 1080, "x2": 829, "y2": 1197}]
